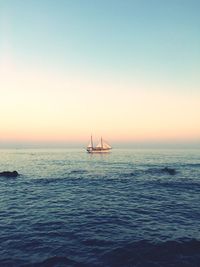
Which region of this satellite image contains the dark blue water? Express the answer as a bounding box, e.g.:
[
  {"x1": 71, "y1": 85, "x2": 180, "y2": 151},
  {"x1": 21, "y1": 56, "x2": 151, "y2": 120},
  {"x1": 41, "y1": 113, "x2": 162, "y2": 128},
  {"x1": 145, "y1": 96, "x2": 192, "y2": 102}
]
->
[{"x1": 0, "y1": 148, "x2": 200, "y2": 267}]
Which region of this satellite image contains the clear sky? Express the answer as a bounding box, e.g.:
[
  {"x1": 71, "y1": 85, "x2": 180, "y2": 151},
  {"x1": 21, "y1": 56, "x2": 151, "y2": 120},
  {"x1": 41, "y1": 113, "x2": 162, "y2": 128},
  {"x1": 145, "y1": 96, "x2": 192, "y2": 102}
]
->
[{"x1": 0, "y1": 0, "x2": 200, "y2": 147}]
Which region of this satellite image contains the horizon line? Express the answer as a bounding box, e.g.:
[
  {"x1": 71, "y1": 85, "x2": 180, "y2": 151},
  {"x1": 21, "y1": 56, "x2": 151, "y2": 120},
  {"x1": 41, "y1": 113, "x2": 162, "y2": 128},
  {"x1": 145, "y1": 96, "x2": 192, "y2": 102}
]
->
[{"x1": 0, "y1": 140, "x2": 199, "y2": 149}]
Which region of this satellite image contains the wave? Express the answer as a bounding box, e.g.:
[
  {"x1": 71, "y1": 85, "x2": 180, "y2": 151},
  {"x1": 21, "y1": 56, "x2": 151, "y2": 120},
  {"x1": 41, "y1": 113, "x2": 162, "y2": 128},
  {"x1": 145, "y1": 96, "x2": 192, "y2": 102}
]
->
[
  {"x1": 146, "y1": 167, "x2": 176, "y2": 175},
  {"x1": 120, "y1": 167, "x2": 177, "y2": 178},
  {"x1": 120, "y1": 162, "x2": 200, "y2": 179},
  {"x1": 180, "y1": 163, "x2": 200, "y2": 168},
  {"x1": 31, "y1": 177, "x2": 70, "y2": 185},
  {"x1": 23, "y1": 256, "x2": 88, "y2": 267},
  {"x1": 0, "y1": 256, "x2": 90, "y2": 267},
  {"x1": 4, "y1": 239, "x2": 198, "y2": 267},
  {"x1": 31, "y1": 174, "x2": 85, "y2": 185},
  {"x1": 121, "y1": 172, "x2": 139, "y2": 178},
  {"x1": 102, "y1": 239, "x2": 200, "y2": 267},
  {"x1": 70, "y1": 169, "x2": 88, "y2": 174}
]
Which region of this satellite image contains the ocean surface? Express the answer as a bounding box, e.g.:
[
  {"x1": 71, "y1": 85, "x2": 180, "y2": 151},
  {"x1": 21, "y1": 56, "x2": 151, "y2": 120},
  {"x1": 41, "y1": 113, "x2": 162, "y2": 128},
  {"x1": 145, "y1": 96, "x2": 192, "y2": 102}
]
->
[{"x1": 0, "y1": 148, "x2": 200, "y2": 267}]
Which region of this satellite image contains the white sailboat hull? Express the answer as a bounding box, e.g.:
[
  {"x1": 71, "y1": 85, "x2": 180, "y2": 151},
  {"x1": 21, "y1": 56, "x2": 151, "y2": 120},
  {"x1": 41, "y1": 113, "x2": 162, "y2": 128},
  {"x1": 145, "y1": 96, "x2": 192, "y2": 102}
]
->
[{"x1": 87, "y1": 148, "x2": 111, "y2": 153}]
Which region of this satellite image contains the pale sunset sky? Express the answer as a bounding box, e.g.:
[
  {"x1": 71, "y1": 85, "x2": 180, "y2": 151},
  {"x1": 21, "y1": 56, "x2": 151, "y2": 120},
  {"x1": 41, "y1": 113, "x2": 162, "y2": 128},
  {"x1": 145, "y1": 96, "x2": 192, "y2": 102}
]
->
[{"x1": 0, "y1": 0, "x2": 200, "y2": 147}]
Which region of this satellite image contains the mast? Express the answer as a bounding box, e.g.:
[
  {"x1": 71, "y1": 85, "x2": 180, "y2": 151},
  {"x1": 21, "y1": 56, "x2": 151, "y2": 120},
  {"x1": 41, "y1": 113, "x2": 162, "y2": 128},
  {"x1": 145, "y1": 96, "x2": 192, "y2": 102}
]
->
[
  {"x1": 101, "y1": 137, "x2": 103, "y2": 148},
  {"x1": 91, "y1": 135, "x2": 93, "y2": 148}
]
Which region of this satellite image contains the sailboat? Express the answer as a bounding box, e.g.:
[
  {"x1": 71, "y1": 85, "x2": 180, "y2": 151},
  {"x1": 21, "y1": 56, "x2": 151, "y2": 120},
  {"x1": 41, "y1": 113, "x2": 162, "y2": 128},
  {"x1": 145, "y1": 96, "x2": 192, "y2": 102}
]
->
[{"x1": 87, "y1": 136, "x2": 112, "y2": 153}]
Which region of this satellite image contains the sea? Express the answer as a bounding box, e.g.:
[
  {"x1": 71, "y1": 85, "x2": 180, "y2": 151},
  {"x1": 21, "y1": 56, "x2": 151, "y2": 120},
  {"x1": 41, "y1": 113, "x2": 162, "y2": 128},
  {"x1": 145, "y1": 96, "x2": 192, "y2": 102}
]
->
[{"x1": 0, "y1": 148, "x2": 200, "y2": 267}]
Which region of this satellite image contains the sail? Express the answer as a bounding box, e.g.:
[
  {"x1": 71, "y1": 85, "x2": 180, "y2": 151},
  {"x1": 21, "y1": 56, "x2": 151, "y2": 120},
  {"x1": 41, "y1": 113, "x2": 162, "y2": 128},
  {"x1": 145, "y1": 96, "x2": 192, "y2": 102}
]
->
[
  {"x1": 87, "y1": 140, "x2": 93, "y2": 148},
  {"x1": 87, "y1": 136, "x2": 93, "y2": 148},
  {"x1": 102, "y1": 140, "x2": 112, "y2": 149},
  {"x1": 96, "y1": 141, "x2": 102, "y2": 148},
  {"x1": 96, "y1": 139, "x2": 111, "y2": 149}
]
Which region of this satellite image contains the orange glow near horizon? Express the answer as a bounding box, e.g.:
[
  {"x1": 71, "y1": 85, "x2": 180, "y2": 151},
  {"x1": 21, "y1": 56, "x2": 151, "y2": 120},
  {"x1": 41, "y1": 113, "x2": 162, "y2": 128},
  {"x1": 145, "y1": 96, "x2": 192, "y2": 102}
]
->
[{"x1": 0, "y1": 63, "x2": 200, "y2": 145}]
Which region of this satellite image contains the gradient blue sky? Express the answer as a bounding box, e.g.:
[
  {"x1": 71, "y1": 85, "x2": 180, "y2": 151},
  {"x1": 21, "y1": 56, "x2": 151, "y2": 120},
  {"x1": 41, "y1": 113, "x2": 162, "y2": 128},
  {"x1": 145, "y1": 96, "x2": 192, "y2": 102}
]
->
[{"x1": 0, "y1": 0, "x2": 200, "y2": 147}]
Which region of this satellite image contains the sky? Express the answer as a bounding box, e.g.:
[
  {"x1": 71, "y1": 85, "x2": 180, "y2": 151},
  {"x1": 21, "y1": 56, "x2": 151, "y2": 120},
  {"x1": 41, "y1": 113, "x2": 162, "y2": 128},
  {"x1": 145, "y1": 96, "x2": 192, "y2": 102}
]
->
[{"x1": 0, "y1": 0, "x2": 200, "y2": 147}]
